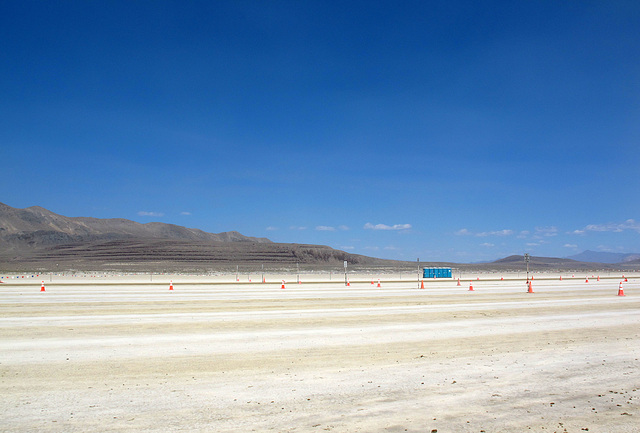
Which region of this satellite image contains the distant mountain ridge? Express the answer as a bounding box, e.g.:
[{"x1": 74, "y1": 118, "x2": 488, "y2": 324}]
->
[
  {"x1": 566, "y1": 250, "x2": 640, "y2": 264},
  {"x1": 1, "y1": 203, "x2": 638, "y2": 272},
  {"x1": 0, "y1": 202, "x2": 399, "y2": 271},
  {"x1": 0, "y1": 202, "x2": 271, "y2": 249},
  {"x1": 491, "y1": 255, "x2": 585, "y2": 267},
  {"x1": 487, "y1": 254, "x2": 639, "y2": 271}
]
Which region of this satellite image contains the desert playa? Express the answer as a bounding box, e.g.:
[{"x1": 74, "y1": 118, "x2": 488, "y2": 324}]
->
[{"x1": 1, "y1": 273, "x2": 638, "y2": 432}]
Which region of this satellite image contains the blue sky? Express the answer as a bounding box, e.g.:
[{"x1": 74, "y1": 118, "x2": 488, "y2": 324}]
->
[{"x1": 2, "y1": 1, "x2": 639, "y2": 262}]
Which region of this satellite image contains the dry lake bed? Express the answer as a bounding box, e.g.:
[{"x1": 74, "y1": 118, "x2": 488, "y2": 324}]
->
[{"x1": 1, "y1": 273, "x2": 638, "y2": 432}]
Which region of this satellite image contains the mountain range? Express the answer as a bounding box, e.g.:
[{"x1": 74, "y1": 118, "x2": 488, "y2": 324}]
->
[
  {"x1": 1, "y1": 202, "x2": 638, "y2": 272},
  {"x1": 566, "y1": 250, "x2": 640, "y2": 264},
  {"x1": 0, "y1": 202, "x2": 270, "y2": 247},
  {"x1": 0, "y1": 202, "x2": 397, "y2": 271}
]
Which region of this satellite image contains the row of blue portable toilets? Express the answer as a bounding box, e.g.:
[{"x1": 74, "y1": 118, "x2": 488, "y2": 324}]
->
[{"x1": 422, "y1": 267, "x2": 452, "y2": 279}]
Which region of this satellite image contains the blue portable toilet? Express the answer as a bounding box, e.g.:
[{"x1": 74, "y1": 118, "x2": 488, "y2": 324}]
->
[{"x1": 423, "y1": 267, "x2": 452, "y2": 278}]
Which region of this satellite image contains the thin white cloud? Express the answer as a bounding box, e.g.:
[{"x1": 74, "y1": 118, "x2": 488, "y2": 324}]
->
[
  {"x1": 584, "y1": 219, "x2": 640, "y2": 233},
  {"x1": 535, "y1": 226, "x2": 558, "y2": 237},
  {"x1": 138, "y1": 211, "x2": 164, "y2": 217},
  {"x1": 180, "y1": 211, "x2": 191, "y2": 216},
  {"x1": 477, "y1": 229, "x2": 513, "y2": 237},
  {"x1": 564, "y1": 244, "x2": 578, "y2": 248},
  {"x1": 384, "y1": 246, "x2": 399, "y2": 250},
  {"x1": 593, "y1": 245, "x2": 628, "y2": 253},
  {"x1": 266, "y1": 226, "x2": 278, "y2": 231},
  {"x1": 570, "y1": 229, "x2": 586, "y2": 235},
  {"x1": 364, "y1": 223, "x2": 412, "y2": 231},
  {"x1": 340, "y1": 246, "x2": 355, "y2": 250},
  {"x1": 480, "y1": 243, "x2": 495, "y2": 247},
  {"x1": 338, "y1": 225, "x2": 350, "y2": 231},
  {"x1": 456, "y1": 228, "x2": 513, "y2": 237},
  {"x1": 455, "y1": 228, "x2": 471, "y2": 236},
  {"x1": 316, "y1": 226, "x2": 336, "y2": 231},
  {"x1": 289, "y1": 226, "x2": 307, "y2": 230}
]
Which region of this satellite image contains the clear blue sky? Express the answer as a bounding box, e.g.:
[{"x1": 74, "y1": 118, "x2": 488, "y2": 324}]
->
[{"x1": 2, "y1": 1, "x2": 639, "y2": 262}]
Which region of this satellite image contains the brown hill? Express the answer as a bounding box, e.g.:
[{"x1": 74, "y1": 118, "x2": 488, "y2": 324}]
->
[
  {"x1": 5, "y1": 238, "x2": 401, "y2": 272},
  {"x1": 485, "y1": 254, "x2": 637, "y2": 272},
  {"x1": 492, "y1": 254, "x2": 585, "y2": 267},
  {"x1": 0, "y1": 203, "x2": 400, "y2": 272},
  {"x1": 0, "y1": 202, "x2": 270, "y2": 249},
  {"x1": 1, "y1": 203, "x2": 634, "y2": 273}
]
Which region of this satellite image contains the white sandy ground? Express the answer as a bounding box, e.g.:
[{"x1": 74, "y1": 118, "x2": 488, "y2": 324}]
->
[{"x1": 0, "y1": 274, "x2": 638, "y2": 432}]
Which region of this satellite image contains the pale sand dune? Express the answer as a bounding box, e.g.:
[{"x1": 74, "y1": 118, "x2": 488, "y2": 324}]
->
[{"x1": 1, "y1": 274, "x2": 638, "y2": 432}]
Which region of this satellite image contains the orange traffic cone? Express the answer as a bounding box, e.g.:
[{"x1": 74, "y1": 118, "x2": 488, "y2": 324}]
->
[
  {"x1": 420, "y1": 280, "x2": 424, "y2": 289},
  {"x1": 559, "y1": 275, "x2": 562, "y2": 281},
  {"x1": 585, "y1": 277, "x2": 589, "y2": 283},
  {"x1": 281, "y1": 280, "x2": 285, "y2": 289},
  {"x1": 624, "y1": 277, "x2": 628, "y2": 282},
  {"x1": 597, "y1": 276, "x2": 600, "y2": 281},
  {"x1": 377, "y1": 279, "x2": 381, "y2": 288},
  {"x1": 618, "y1": 282, "x2": 625, "y2": 296},
  {"x1": 169, "y1": 281, "x2": 173, "y2": 291},
  {"x1": 457, "y1": 278, "x2": 461, "y2": 286},
  {"x1": 40, "y1": 281, "x2": 45, "y2": 292},
  {"x1": 527, "y1": 281, "x2": 534, "y2": 293},
  {"x1": 346, "y1": 277, "x2": 350, "y2": 287},
  {"x1": 501, "y1": 276, "x2": 504, "y2": 281},
  {"x1": 469, "y1": 283, "x2": 474, "y2": 291}
]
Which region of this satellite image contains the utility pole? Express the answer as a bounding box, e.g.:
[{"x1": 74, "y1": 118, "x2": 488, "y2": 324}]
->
[
  {"x1": 524, "y1": 253, "x2": 530, "y2": 283},
  {"x1": 344, "y1": 260, "x2": 348, "y2": 286}
]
